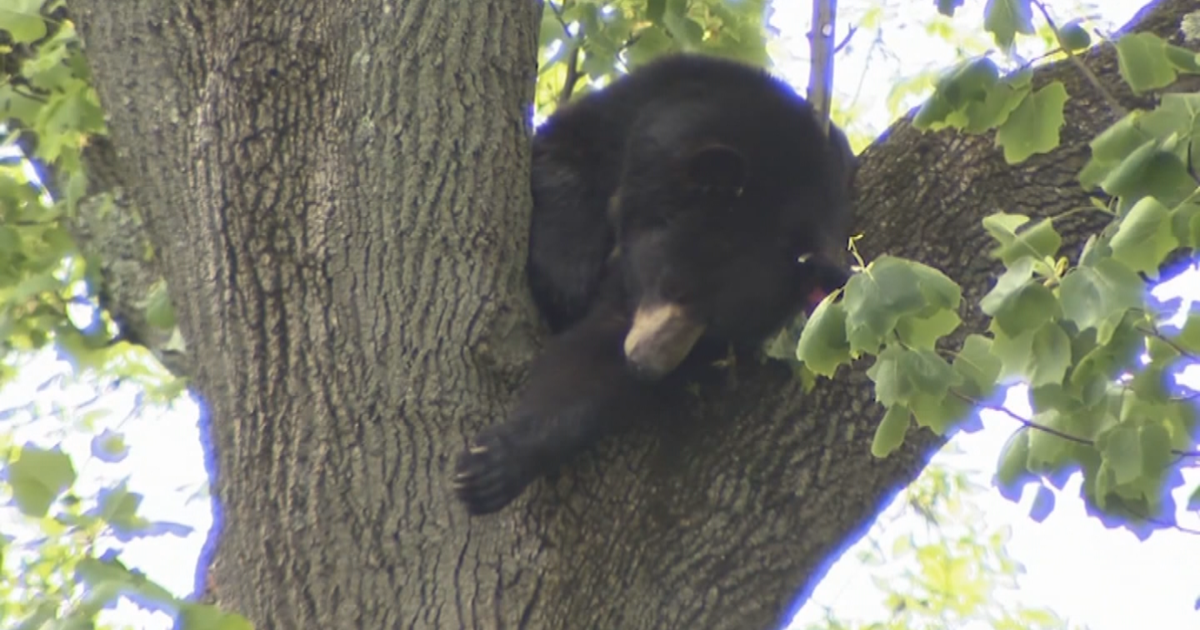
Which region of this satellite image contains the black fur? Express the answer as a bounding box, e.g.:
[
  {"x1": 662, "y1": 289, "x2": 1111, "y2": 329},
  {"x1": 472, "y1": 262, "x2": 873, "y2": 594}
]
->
[{"x1": 454, "y1": 54, "x2": 857, "y2": 515}]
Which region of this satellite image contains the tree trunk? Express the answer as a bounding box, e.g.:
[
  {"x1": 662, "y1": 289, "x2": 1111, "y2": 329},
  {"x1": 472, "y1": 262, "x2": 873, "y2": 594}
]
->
[{"x1": 65, "y1": 0, "x2": 1192, "y2": 628}]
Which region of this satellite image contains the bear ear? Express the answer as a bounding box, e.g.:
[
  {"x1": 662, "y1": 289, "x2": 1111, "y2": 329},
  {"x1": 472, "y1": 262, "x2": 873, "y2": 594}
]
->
[{"x1": 685, "y1": 144, "x2": 747, "y2": 194}]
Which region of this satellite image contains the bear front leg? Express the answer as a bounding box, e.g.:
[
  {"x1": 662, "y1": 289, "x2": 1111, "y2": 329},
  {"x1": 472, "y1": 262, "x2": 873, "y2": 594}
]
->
[{"x1": 453, "y1": 307, "x2": 661, "y2": 515}]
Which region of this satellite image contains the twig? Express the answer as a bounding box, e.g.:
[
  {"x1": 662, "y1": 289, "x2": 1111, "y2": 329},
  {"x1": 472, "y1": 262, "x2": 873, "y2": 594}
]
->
[
  {"x1": 1031, "y1": 0, "x2": 1126, "y2": 116},
  {"x1": 949, "y1": 389, "x2": 1200, "y2": 457},
  {"x1": 950, "y1": 390, "x2": 1092, "y2": 445},
  {"x1": 834, "y1": 25, "x2": 857, "y2": 54},
  {"x1": 1138, "y1": 324, "x2": 1200, "y2": 361},
  {"x1": 547, "y1": 0, "x2": 583, "y2": 104},
  {"x1": 559, "y1": 45, "x2": 581, "y2": 105},
  {"x1": 806, "y1": 0, "x2": 839, "y2": 133}
]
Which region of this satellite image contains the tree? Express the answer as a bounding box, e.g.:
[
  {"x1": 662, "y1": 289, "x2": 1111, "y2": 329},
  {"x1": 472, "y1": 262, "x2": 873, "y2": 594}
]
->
[{"x1": 2, "y1": 0, "x2": 1197, "y2": 628}]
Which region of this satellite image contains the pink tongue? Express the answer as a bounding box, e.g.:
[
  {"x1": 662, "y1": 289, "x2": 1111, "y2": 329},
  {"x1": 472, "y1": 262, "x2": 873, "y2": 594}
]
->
[{"x1": 804, "y1": 287, "x2": 829, "y2": 315}]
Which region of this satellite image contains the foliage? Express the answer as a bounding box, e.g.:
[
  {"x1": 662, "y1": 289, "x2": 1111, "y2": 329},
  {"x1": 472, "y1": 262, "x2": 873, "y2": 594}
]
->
[
  {"x1": 0, "y1": 1, "x2": 247, "y2": 627},
  {"x1": 0, "y1": 359, "x2": 243, "y2": 629},
  {"x1": 0, "y1": 0, "x2": 172, "y2": 387},
  {"x1": 798, "y1": 1, "x2": 1200, "y2": 541},
  {"x1": 535, "y1": 0, "x2": 771, "y2": 118},
  {"x1": 799, "y1": 464, "x2": 1074, "y2": 630}
]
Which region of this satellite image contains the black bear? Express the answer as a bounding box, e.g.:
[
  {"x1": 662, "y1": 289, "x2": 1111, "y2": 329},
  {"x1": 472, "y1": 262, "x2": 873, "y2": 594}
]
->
[{"x1": 453, "y1": 53, "x2": 858, "y2": 515}]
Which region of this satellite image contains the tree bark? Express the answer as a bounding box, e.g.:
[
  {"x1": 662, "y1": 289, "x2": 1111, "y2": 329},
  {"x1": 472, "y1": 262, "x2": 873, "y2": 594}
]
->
[{"x1": 65, "y1": 0, "x2": 1193, "y2": 629}]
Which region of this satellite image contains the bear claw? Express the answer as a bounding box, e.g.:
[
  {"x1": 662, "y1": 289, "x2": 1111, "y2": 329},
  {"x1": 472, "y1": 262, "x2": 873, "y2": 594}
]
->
[{"x1": 453, "y1": 432, "x2": 532, "y2": 516}]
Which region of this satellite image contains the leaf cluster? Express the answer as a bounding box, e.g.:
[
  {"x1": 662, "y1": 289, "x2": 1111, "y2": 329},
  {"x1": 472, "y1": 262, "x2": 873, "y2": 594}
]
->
[
  {"x1": 798, "y1": 6, "x2": 1200, "y2": 539},
  {"x1": 1, "y1": 2, "x2": 236, "y2": 628},
  {"x1": 534, "y1": 0, "x2": 769, "y2": 117},
  {"x1": 0, "y1": 438, "x2": 250, "y2": 629}
]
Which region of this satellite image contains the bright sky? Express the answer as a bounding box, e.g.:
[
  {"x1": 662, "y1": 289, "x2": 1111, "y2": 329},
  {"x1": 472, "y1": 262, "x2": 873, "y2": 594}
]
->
[{"x1": 1, "y1": 1, "x2": 1196, "y2": 629}]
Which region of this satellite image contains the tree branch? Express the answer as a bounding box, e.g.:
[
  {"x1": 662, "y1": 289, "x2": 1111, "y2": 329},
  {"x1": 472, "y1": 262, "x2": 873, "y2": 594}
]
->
[
  {"x1": 807, "y1": 0, "x2": 839, "y2": 130},
  {"x1": 66, "y1": 138, "x2": 191, "y2": 378}
]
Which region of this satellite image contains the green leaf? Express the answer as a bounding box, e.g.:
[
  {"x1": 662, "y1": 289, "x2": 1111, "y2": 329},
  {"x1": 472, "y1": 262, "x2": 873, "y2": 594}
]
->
[
  {"x1": 1079, "y1": 112, "x2": 1153, "y2": 189},
  {"x1": 1098, "y1": 424, "x2": 1142, "y2": 485},
  {"x1": 1175, "y1": 314, "x2": 1200, "y2": 354},
  {"x1": 1115, "y1": 33, "x2": 1177, "y2": 94},
  {"x1": 1058, "y1": 258, "x2": 1143, "y2": 334},
  {"x1": 910, "y1": 389, "x2": 972, "y2": 435},
  {"x1": 97, "y1": 485, "x2": 149, "y2": 532},
  {"x1": 1099, "y1": 138, "x2": 1197, "y2": 205},
  {"x1": 795, "y1": 299, "x2": 851, "y2": 377},
  {"x1": 8, "y1": 446, "x2": 77, "y2": 517},
  {"x1": 901, "y1": 348, "x2": 959, "y2": 398},
  {"x1": 1173, "y1": 203, "x2": 1200, "y2": 247},
  {"x1": 994, "y1": 217, "x2": 1061, "y2": 265},
  {"x1": 994, "y1": 81, "x2": 1068, "y2": 163},
  {"x1": 1098, "y1": 138, "x2": 1157, "y2": 195},
  {"x1": 647, "y1": 0, "x2": 667, "y2": 24},
  {"x1": 1140, "y1": 422, "x2": 1172, "y2": 474},
  {"x1": 1165, "y1": 44, "x2": 1200, "y2": 73},
  {"x1": 995, "y1": 429, "x2": 1032, "y2": 494},
  {"x1": 1146, "y1": 334, "x2": 1180, "y2": 364},
  {"x1": 961, "y1": 78, "x2": 1030, "y2": 133},
  {"x1": 1057, "y1": 19, "x2": 1091, "y2": 51},
  {"x1": 1029, "y1": 322, "x2": 1070, "y2": 387},
  {"x1": 1191, "y1": 207, "x2": 1200, "y2": 247},
  {"x1": 980, "y1": 258, "x2": 1058, "y2": 337},
  {"x1": 1163, "y1": 400, "x2": 1198, "y2": 452},
  {"x1": 1109, "y1": 197, "x2": 1179, "y2": 274},
  {"x1": 982, "y1": 212, "x2": 1030, "y2": 248},
  {"x1": 939, "y1": 58, "x2": 1001, "y2": 109},
  {"x1": 910, "y1": 261, "x2": 963, "y2": 310},
  {"x1": 842, "y1": 256, "x2": 932, "y2": 354},
  {"x1": 4, "y1": 272, "x2": 61, "y2": 307},
  {"x1": 990, "y1": 324, "x2": 1037, "y2": 381},
  {"x1": 177, "y1": 602, "x2": 256, "y2": 630},
  {"x1": 872, "y1": 404, "x2": 911, "y2": 458},
  {"x1": 1070, "y1": 315, "x2": 1142, "y2": 387},
  {"x1": 953, "y1": 334, "x2": 1001, "y2": 395},
  {"x1": 895, "y1": 308, "x2": 961, "y2": 350},
  {"x1": 0, "y1": 0, "x2": 47, "y2": 44},
  {"x1": 663, "y1": 0, "x2": 704, "y2": 47},
  {"x1": 914, "y1": 93, "x2": 956, "y2": 130},
  {"x1": 0, "y1": 225, "x2": 18, "y2": 253},
  {"x1": 867, "y1": 346, "x2": 911, "y2": 407},
  {"x1": 21, "y1": 36, "x2": 71, "y2": 91},
  {"x1": 1130, "y1": 365, "x2": 1169, "y2": 403},
  {"x1": 983, "y1": 0, "x2": 1034, "y2": 49},
  {"x1": 0, "y1": 85, "x2": 44, "y2": 125},
  {"x1": 1029, "y1": 484, "x2": 1055, "y2": 522},
  {"x1": 626, "y1": 26, "x2": 675, "y2": 68},
  {"x1": 538, "y1": 15, "x2": 570, "y2": 60},
  {"x1": 1026, "y1": 408, "x2": 1074, "y2": 470},
  {"x1": 581, "y1": 51, "x2": 614, "y2": 82},
  {"x1": 76, "y1": 556, "x2": 177, "y2": 606},
  {"x1": 913, "y1": 57, "x2": 1024, "y2": 134}
]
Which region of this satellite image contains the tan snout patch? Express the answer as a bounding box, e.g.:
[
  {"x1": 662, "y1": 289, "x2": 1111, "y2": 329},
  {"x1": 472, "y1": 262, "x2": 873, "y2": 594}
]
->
[{"x1": 623, "y1": 303, "x2": 706, "y2": 380}]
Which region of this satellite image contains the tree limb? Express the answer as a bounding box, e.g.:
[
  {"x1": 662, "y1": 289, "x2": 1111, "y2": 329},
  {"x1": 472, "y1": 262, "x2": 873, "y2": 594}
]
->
[{"x1": 68, "y1": 138, "x2": 192, "y2": 378}]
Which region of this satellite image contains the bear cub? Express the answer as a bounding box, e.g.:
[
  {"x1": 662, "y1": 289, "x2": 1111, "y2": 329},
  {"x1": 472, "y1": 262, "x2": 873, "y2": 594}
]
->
[{"x1": 453, "y1": 54, "x2": 858, "y2": 516}]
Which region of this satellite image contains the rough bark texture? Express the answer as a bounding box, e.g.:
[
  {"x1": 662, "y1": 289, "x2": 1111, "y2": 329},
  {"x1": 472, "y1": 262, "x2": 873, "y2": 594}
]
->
[
  {"x1": 64, "y1": 0, "x2": 1194, "y2": 629},
  {"x1": 71, "y1": 1, "x2": 542, "y2": 628}
]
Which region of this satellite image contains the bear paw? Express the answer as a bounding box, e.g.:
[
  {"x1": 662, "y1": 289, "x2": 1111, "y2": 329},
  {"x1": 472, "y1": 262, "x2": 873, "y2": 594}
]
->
[{"x1": 453, "y1": 430, "x2": 534, "y2": 516}]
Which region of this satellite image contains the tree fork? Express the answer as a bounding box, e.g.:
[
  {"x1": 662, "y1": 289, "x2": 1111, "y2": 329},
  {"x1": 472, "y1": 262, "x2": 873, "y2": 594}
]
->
[{"x1": 65, "y1": 0, "x2": 1198, "y2": 628}]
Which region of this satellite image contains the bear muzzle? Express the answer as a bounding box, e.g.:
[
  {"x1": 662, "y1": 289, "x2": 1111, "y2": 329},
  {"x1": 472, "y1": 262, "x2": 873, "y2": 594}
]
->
[{"x1": 623, "y1": 302, "x2": 706, "y2": 381}]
